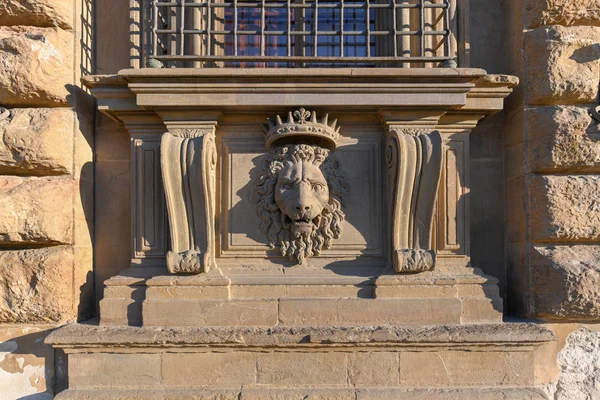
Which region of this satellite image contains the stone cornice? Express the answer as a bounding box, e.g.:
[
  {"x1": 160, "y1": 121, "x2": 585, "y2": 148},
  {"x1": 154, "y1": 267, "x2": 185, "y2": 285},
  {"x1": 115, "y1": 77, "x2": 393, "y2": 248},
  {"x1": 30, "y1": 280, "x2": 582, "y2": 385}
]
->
[{"x1": 81, "y1": 69, "x2": 516, "y2": 125}]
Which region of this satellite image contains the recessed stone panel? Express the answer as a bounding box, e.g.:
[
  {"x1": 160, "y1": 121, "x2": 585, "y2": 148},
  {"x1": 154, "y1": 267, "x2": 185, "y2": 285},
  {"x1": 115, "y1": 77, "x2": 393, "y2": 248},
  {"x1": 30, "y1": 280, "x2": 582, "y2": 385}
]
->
[{"x1": 219, "y1": 126, "x2": 383, "y2": 262}]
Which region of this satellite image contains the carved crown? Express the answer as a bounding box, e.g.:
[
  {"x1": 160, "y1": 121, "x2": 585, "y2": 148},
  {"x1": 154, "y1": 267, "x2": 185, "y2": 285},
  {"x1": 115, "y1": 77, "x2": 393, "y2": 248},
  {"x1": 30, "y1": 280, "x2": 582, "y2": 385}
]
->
[{"x1": 263, "y1": 108, "x2": 340, "y2": 150}]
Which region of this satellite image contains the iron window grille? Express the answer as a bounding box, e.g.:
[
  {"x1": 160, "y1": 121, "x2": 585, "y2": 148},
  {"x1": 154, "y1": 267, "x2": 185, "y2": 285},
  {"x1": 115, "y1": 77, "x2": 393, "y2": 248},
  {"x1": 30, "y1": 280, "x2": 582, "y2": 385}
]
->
[{"x1": 131, "y1": 0, "x2": 462, "y2": 68}]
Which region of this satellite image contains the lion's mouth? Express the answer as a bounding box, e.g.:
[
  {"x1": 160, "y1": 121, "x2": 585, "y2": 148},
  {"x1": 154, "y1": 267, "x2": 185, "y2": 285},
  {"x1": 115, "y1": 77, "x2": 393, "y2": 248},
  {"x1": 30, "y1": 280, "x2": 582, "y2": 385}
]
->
[{"x1": 283, "y1": 214, "x2": 321, "y2": 233}]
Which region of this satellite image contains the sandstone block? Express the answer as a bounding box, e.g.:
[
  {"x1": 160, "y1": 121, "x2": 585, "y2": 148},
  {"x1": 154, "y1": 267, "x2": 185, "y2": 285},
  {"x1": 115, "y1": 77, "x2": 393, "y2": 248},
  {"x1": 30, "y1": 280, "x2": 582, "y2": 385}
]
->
[
  {"x1": 0, "y1": 246, "x2": 73, "y2": 323},
  {"x1": 531, "y1": 245, "x2": 600, "y2": 320},
  {"x1": 257, "y1": 352, "x2": 347, "y2": 385},
  {"x1": 528, "y1": 106, "x2": 600, "y2": 172},
  {"x1": 0, "y1": 176, "x2": 73, "y2": 246},
  {"x1": 162, "y1": 352, "x2": 256, "y2": 386},
  {"x1": 0, "y1": 0, "x2": 73, "y2": 29},
  {"x1": 349, "y1": 352, "x2": 399, "y2": 386},
  {"x1": 529, "y1": 175, "x2": 600, "y2": 242},
  {"x1": 399, "y1": 350, "x2": 533, "y2": 387},
  {"x1": 526, "y1": 26, "x2": 600, "y2": 105},
  {"x1": 69, "y1": 353, "x2": 161, "y2": 388},
  {"x1": 527, "y1": 0, "x2": 600, "y2": 28},
  {"x1": 0, "y1": 108, "x2": 73, "y2": 175},
  {"x1": 142, "y1": 299, "x2": 278, "y2": 326},
  {"x1": 0, "y1": 26, "x2": 72, "y2": 107}
]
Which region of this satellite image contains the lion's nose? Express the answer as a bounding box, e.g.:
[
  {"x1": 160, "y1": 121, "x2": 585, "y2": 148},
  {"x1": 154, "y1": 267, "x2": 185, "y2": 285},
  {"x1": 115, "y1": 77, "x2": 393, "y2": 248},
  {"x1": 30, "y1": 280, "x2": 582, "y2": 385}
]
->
[{"x1": 295, "y1": 204, "x2": 311, "y2": 211}]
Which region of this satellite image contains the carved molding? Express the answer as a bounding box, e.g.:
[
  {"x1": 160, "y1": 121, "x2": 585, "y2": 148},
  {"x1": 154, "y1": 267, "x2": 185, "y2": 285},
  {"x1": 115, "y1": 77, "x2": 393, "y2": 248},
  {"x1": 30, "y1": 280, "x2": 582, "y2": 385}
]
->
[
  {"x1": 161, "y1": 126, "x2": 217, "y2": 274},
  {"x1": 387, "y1": 127, "x2": 443, "y2": 273}
]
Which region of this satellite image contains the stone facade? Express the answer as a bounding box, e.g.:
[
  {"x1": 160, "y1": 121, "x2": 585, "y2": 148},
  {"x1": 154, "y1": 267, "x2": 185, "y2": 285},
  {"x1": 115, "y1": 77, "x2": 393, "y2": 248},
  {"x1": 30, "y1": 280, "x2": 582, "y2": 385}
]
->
[
  {"x1": 0, "y1": 0, "x2": 598, "y2": 398},
  {"x1": 0, "y1": 0, "x2": 93, "y2": 398},
  {"x1": 505, "y1": 0, "x2": 600, "y2": 324}
]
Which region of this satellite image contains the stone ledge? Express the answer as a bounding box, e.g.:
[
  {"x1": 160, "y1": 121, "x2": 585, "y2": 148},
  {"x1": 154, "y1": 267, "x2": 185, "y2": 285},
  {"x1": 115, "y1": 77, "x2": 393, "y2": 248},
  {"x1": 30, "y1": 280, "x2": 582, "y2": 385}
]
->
[
  {"x1": 54, "y1": 387, "x2": 549, "y2": 400},
  {"x1": 47, "y1": 322, "x2": 555, "y2": 348}
]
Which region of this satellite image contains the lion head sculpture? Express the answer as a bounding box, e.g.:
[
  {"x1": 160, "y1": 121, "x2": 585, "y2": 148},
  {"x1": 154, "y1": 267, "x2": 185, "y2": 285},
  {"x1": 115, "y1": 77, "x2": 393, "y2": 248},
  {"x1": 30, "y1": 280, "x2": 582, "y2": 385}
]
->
[{"x1": 252, "y1": 144, "x2": 346, "y2": 264}]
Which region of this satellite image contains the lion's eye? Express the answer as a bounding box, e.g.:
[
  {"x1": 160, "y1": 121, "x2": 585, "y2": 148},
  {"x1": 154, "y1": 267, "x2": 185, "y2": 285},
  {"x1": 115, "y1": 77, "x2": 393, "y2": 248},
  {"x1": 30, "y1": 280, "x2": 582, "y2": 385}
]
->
[{"x1": 313, "y1": 183, "x2": 324, "y2": 191}]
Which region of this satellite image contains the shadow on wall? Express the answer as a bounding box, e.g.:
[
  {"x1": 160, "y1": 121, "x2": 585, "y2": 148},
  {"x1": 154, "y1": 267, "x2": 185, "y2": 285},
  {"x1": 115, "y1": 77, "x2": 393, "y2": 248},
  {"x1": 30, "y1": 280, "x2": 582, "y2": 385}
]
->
[
  {"x1": 570, "y1": 44, "x2": 600, "y2": 63},
  {"x1": 0, "y1": 328, "x2": 64, "y2": 400}
]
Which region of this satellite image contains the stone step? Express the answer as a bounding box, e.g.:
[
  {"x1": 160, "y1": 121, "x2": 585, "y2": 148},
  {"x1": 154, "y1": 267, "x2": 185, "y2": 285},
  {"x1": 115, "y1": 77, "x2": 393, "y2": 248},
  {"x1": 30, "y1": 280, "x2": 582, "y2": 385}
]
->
[
  {"x1": 100, "y1": 268, "x2": 504, "y2": 326},
  {"x1": 55, "y1": 387, "x2": 549, "y2": 400},
  {"x1": 47, "y1": 323, "x2": 555, "y2": 400}
]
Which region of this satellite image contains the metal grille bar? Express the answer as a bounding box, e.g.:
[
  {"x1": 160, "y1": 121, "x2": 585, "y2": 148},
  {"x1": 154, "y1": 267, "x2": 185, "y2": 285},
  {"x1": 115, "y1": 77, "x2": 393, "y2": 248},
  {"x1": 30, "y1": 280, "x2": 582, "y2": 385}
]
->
[{"x1": 144, "y1": 0, "x2": 457, "y2": 68}]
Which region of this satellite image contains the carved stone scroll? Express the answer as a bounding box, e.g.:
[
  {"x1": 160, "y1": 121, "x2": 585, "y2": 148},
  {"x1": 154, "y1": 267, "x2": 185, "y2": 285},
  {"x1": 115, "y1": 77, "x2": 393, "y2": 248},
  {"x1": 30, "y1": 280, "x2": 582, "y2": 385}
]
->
[
  {"x1": 161, "y1": 127, "x2": 217, "y2": 274},
  {"x1": 386, "y1": 128, "x2": 443, "y2": 273}
]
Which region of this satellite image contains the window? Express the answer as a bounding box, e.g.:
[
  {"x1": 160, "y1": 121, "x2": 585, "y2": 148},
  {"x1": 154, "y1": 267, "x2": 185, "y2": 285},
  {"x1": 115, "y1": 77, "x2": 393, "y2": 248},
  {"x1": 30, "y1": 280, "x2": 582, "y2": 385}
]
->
[{"x1": 138, "y1": 0, "x2": 458, "y2": 68}]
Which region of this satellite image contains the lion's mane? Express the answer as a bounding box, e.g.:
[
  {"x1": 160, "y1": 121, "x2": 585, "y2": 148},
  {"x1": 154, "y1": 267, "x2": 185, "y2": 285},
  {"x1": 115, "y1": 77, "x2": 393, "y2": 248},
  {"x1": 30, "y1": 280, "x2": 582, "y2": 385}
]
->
[{"x1": 252, "y1": 144, "x2": 346, "y2": 263}]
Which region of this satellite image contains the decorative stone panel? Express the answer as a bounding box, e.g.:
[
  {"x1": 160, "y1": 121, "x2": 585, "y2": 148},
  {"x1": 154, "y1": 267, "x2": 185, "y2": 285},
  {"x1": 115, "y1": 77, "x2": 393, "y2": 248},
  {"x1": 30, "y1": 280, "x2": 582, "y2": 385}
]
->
[
  {"x1": 531, "y1": 246, "x2": 600, "y2": 320},
  {"x1": 529, "y1": 175, "x2": 600, "y2": 242},
  {"x1": 0, "y1": 176, "x2": 73, "y2": 246},
  {"x1": 0, "y1": 0, "x2": 73, "y2": 29},
  {"x1": 0, "y1": 246, "x2": 74, "y2": 323},
  {"x1": 0, "y1": 107, "x2": 73, "y2": 175},
  {"x1": 527, "y1": 106, "x2": 600, "y2": 172},
  {"x1": 526, "y1": 26, "x2": 600, "y2": 105},
  {"x1": 0, "y1": 26, "x2": 72, "y2": 107},
  {"x1": 527, "y1": 0, "x2": 600, "y2": 28}
]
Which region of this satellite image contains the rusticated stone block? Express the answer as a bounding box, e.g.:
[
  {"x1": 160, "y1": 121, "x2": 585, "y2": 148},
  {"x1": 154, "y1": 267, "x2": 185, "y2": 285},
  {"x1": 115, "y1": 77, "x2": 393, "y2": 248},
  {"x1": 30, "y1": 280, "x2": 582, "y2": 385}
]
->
[
  {"x1": 531, "y1": 245, "x2": 600, "y2": 320},
  {"x1": 0, "y1": 246, "x2": 73, "y2": 323},
  {"x1": 529, "y1": 175, "x2": 600, "y2": 242},
  {"x1": 526, "y1": 26, "x2": 600, "y2": 105},
  {"x1": 0, "y1": 108, "x2": 73, "y2": 175},
  {"x1": 0, "y1": 26, "x2": 72, "y2": 107},
  {"x1": 554, "y1": 328, "x2": 600, "y2": 398},
  {"x1": 0, "y1": 176, "x2": 74, "y2": 246},
  {"x1": 527, "y1": 106, "x2": 600, "y2": 172},
  {"x1": 527, "y1": 0, "x2": 600, "y2": 28},
  {"x1": 0, "y1": 0, "x2": 73, "y2": 29}
]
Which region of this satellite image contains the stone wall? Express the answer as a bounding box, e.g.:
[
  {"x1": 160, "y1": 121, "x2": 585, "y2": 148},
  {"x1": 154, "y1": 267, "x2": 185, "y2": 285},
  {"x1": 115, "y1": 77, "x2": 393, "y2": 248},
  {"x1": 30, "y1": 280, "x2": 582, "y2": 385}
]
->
[
  {"x1": 0, "y1": 0, "x2": 93, "y2": 398},
  {"x1": 504, "y1": 0, "x2": 600, "y2": 322}
]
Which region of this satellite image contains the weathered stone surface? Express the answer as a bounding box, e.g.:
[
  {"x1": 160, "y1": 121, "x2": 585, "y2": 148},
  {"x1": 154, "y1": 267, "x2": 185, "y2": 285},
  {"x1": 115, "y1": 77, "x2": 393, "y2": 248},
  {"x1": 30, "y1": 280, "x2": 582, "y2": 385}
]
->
[
  {"x1": 531, "y1": 245, "x2": 600, "y2": 320},
  {"x1": 553, "y1": 328, "x2": 600, "y2": 399},
  {"x1": 0, "y1": 326, "x2": 55, "y2": 399},
  {"x1": 0, "y1": 108, "x2": 73, "y2": 175},
  {"x1": 0, "y1": 0, "x2": 73, "y2": 29},
  {"x1": 526, "y1": 26, "x2": 600, "y2": 105},
  {"x1": 528, "y1": 106, "x2": 600, "y2": 172},
  {"x1": 0, "y1": 246, "x2": 73, "y2": 323},
  {"x1": 527, "y1": 0, "x2": 600, "y2": 28},
  {"x1": 529, "y1": 175, "x2": 600, "y2": 242},
  {"x1": 0, "y1": 176, "x2": 73, "y2": 246},
  {"x1": 0, "y1": 26, "x2": 72, "y2": 107}
]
